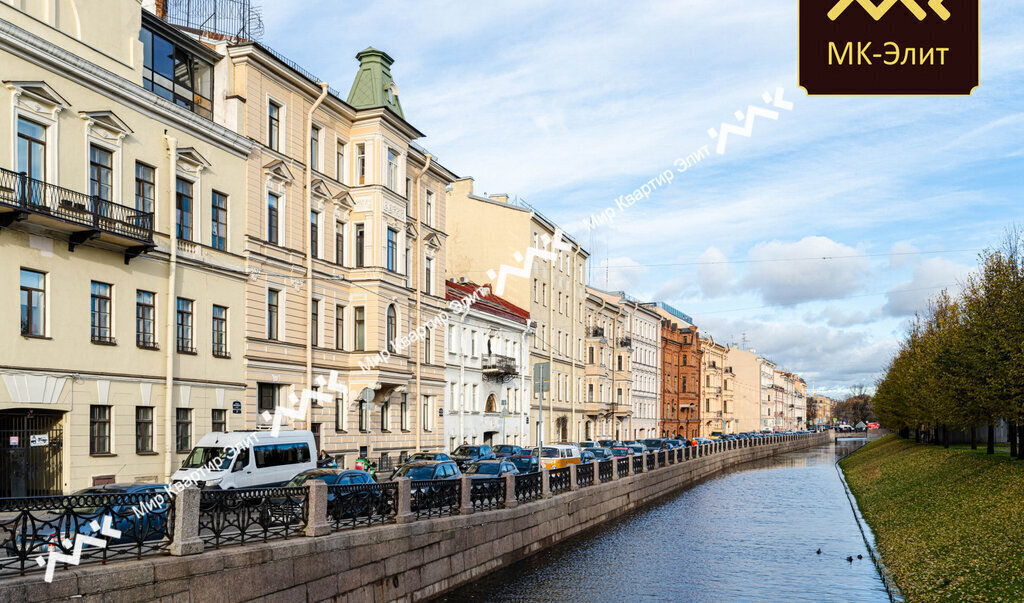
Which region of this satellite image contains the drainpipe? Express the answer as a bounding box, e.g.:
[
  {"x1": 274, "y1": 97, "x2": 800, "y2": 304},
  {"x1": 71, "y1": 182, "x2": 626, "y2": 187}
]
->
[
  {"x1": 305, "y1": 82, "x2": 329, "y2": 431},
  {"x1": 570, "y1": 248, "x2": 579, "y2": 441},
  {"x1": 412, "y1": 153, "x2": 432, "y2": 452},
  {"x1": 458, "y1": 313, "x2": 465, "y2": 447},
  {"x1": 163, "y1": 135, "x2": 177, "y2": 482},
  {"x1": 593, "y1": 294, "x2": 606, "y2": 438}
]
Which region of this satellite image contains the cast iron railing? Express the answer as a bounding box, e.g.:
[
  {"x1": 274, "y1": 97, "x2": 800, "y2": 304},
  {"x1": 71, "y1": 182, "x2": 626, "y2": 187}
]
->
[
  {"x1": 598, "y1": 460, "x2": 613, "y2": 482},
  {"x1": 632, "y1": 456, "x2": 644, "y2": 473},
  {"x1": 576, "y1": 463, "x2": 594, "y2": 488},
  {"x1": 617, "y1": 457, "x2": 629, "y2": 478},
  {"x1": 514, "y1": 472, "x2": 542, "y2": 503},
  {"x1": 410, "y1": 480, "x2": 461, "y2": 519},
  {"x1": 198, "y1": 487, "x2": 307, "y2": 549},
  {"x1": 657, "y1": 451, "x2": 666, "y2": 467},
  {"x1": 0, "y1": 491, "x2": 172, "y2": 576},
  {"x1": 549, "y1": 467, "x2": 571, "y2": 494},
  {"x1": 647, "y1": 453, "x2": 656, "y2": 471},
  {"x1": 326, "y1": 482, "x2": 398, "y2": 530},
  {"x1": 469, "y1": 478, "x2": 506, "y2": 511},
  {"x1": 0, "y1": 167, "x2": 154, "y2": 243}
]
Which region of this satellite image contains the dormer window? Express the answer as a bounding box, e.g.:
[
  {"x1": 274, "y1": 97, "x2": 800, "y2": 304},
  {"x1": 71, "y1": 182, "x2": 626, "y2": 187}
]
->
[{"x1": 140, "y1": 21, "x2": 214, "y2": 119}]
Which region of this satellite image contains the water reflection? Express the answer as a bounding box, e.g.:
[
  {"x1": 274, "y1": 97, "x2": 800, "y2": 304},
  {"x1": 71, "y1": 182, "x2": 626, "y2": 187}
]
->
[{"x1": 442, "y1": 442, "x2": 888, "y2": 603}]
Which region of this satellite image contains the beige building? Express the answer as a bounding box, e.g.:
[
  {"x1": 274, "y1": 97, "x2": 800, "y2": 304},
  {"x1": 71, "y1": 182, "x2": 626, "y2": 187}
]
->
[
  {"x1": 446, "y1": 179, "x2": 589, "y2": 445},
  {"x1": 0, "y1": 0, "x2": 254, "y2": 493},
  {"x1": 726, "y1": 346, "x2": 763, "y2": 433},
  {"x1": 700, "y1": 336, "x2": 734, "y2": 436},
  {"x1": 583, "y1": 290, "x2": 626, "y2": 441},
  {"x1": 206, "y1": 35, "x2": 457, "y2": 467},
  {"x1": 588, "y1": 289, "x2": 661, "y2": 439}
]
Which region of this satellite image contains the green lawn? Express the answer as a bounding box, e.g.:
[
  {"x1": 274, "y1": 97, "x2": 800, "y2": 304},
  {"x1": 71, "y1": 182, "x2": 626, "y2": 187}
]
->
[{"x1": 840, "y1": 435, "x2": 1024, "y2": 602}]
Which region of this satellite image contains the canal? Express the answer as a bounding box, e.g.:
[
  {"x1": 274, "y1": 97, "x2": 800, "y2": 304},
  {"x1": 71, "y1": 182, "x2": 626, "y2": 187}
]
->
[{"x1": 442, "y1": 440, "x2": 889, "y2": 602}]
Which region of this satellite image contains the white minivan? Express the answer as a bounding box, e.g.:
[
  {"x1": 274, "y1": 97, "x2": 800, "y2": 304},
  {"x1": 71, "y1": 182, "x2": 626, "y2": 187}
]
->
[{"x1": 172, "y1": 430, "x2": 317, "y2": 489}]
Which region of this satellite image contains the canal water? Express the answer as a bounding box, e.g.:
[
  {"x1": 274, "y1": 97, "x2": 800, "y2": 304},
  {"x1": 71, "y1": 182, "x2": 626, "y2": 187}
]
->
[{"x1": 442, "y1": 440, "x2": 888, "y2": 602}]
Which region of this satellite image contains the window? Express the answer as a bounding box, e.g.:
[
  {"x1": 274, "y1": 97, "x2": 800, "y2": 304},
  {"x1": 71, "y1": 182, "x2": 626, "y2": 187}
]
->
[
  {"x1": 89, "y1": 145, "x2": 113, "y2": 203},
  {"x1": 386, "y1": 305, "x2": 397, "y2": 353},
  {"x1": 310, "y1": 210, "x2": 319, "y2": 258},
  {"x1": 135, "y1": 163, "x2": 155, "y2": 213},
  {"x1": 141, "y1": 24, "x2": 213, "y2": 117},
  {"x1": 423, "y1": 328, "x2": 431, "y2": 364},
  {"x1": 588, "y1": 347, "x2": 594, "y2": 364},
  {"x1": 176, "y1": 408, "x2": 192, "y2": 453},
  {"x1": 381, "y1": 400, "x2": 391, "y2": 431},
  {"x1": 176, "y1": 298, "x2": 194, "y2": 353},
  {"x1": 20, "y1": 269, "x2": 45, "y2": 336},
  {"x1": 212, "y1": 409, "x2": 226, "y2": 433},
  {"x1": 354, "y1": 306, "x2": 365, "y2": 351},
  {"x1": 253, "y1": 443, "x2": 311, "y2": 467},
  {"x1": 354, "y1": 224, "x2": 365, "y2": 267},
  {"x1": 267, "y1": 192, "x2": 280, "y2": 244},
  {"x1": 335, "y1": 141, "x2": 345, "y2": 182},
  {"x1": 175, "y1": 178, "x2": 193, "y2": 241},
  {"x1": 212, "y1": 305, "x2": 228, "y2": 357},
  {"x1": 400, "y1": 394, "x2": 409, "y2": 431},
  {"x1": 335, "y1": 305, "x2": 345, "y2": 351},
  {"x1": 386, "y1": 148, "x2": 398, "y2": 191},
  {"x1": 90, "y1": 405, "x2": 111, "y2": 455},
  {"x1": 356, "y1": 143, "x2": 366, "y2": 185},
  {"x1": 136, "y1": 290, "x2": 156, "y2": 348},
  {"x1": 335, "y1": 222, "x2": 345, "y2": 265},
  {"x1": 311, "y1": 299, "x2": 320, "y2": 346},
  {"x1": 335, "y1": 394, "x2": 347, "y2": 432},
  {"x1": 405, "y1": 177, "x2": 412, "y2": 198},
  {"x1": 90, "y1": 282, "x2": 113, "y2": 344},
  {"x1": 16, "y1": 117, "x2": 46, "y2": 181},
  {"x1": 424, "y1": 257, "x2": 433, "y2": 295},
  {"x1": 258, "y1": 383, "x2": 277, "y2": 414},
  {"x1": 681, "y1": 377, "x2": 687, "y2": 393},
  {"x1": 386, "y1": 228, "x2": 397, "y2": 271},
  {"x1": 588, "y1": 384, "x2": 594, "y2": 402},
  {"x1": 617, "y1": 355, "x2": 623, "y2": 371},
  {"x1": 310, "y1": 125, "x2": 321, "y2": 170},
  {"x1": 267, "y1": 289, "x2": 280, "y2": 340},
  {"x1": 359, "y1": 400, "x2": 369, "y2": 432},
  {"x1": 211, "y1": 191, "x2": 227, "y2": 250},
  {"x1": 425, "y1": 190, "x2": 434, "y2": 226},
  {"x1": 136, "y1": 407, "x2": 153, "y2": 453},
  {"x1": 268, "y1": 101, "x2": 281, "y2": 149},
  {"x1": 422, "y1": 396, "x2": 431, "y2": 431}
]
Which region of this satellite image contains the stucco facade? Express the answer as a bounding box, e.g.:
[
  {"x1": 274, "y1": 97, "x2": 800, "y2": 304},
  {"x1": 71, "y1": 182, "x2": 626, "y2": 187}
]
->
[
  {"x1": 445, "y1": 179, "x2": 589, "y2": 445},
  {"x1": 726, "y1": 346, "x2": 764, "y2": 433},
  {"x1": 0, "y1": 0, "x2": 253, "y2": 493},
  {"x1": 700, "y1": 337, "x2": 734, "y2": 436}
]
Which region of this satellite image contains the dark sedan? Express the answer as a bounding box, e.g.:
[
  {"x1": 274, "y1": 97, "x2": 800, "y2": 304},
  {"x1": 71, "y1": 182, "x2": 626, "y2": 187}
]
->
[
  {"x1": 463, "y1": 460, "x2": 519, "y2": 478},
  {"x1": 509, "y1": 454, "x2": 541, "y2": 473},
  {"x1": 450, "y1": 445, "x2": 496, "y2": 468},
  {"x1": 493, "y1": 445, "x2": 522, "y2": 458}
]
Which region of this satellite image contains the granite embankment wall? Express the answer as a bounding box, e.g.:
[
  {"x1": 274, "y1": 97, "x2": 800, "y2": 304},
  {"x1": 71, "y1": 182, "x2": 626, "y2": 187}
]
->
[{"x1": 2, "y1": 433, "x2": 828, "y2": 602}]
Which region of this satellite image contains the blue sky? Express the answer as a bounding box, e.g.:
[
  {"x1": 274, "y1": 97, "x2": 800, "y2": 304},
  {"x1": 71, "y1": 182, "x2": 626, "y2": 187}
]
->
[{"x1": 259, "y1": 0, "x2": 1023, "y2": 396}]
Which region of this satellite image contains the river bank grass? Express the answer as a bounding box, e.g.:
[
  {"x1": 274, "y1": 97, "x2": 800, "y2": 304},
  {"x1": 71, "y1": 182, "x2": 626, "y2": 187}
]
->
[{"x1": 840, "y1": 435, "x2": 1024, "y2": 602}]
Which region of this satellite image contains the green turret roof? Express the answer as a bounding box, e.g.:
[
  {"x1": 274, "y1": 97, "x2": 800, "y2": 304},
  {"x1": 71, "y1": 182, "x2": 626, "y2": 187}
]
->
[{"x1": 347, "y1": 47, "x2": 404, "y2": 118}]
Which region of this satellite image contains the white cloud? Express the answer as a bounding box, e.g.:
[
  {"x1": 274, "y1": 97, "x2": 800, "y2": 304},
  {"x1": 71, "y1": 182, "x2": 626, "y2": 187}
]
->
[
  {"x1": 697, "y1": 246, "x2": 735, "y2": 298},
  {"x1": 883, "y1": 258, "x2": 973, "y2": 317},
  {"x1": 590, "y1": 256, "x2": 648, "y2": 293},
  {"x1": 889, "y1": 241, "x2": 920, "y2": 270},
  {"x1": 741, "y1": 237, "x2": 870, "y2": 306},
  {"x1": 804, "y1": 306, "x2": 882, "y2": 328}
]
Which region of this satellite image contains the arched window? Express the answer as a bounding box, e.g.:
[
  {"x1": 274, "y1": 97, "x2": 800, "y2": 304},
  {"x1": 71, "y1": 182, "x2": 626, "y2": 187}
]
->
[
  {"x1": 386, "y1": 305, "x2": 397, "y2": 353},
  {"x1": 485, "y1": 394, "x2": 497, "y2": 413}
]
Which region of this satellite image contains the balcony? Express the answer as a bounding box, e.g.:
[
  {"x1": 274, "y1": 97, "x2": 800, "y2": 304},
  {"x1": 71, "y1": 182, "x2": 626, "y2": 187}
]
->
[
  {"x1": 585, "y1": 363, "x2": 610, "y2": 378},
  {"x1": 617, "y1": 337, "x2": 632, "y2": 349},
  {"x1": 587, "y1": 326, "x2": 605, "y2": 339},
  {"x1": 612, "y1": 403, "x2": 632, "y2": 416},
  {"x1": 482, "y1": 354, "x2": 517, "y2": 378},
  {"x1": 0, "y1": 168, "x2": 155, "y2": 263}
]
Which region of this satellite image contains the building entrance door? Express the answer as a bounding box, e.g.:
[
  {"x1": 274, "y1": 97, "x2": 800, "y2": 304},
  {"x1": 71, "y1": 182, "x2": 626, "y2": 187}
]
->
[{"x1": 0, "y1": 409, "x2": 64, "y2": 497}]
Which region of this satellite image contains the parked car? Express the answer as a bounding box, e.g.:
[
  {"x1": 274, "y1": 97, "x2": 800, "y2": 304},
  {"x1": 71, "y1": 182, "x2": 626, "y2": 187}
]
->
[
  {"x1": 532, "y1": 444, "x2": 581, "y2": 470},
  {"x1": 284, "y1": 469, "x2": 374, "y2": 488},
  {"x1": 580, "y1": 449, "x2": 596, "y2": 463},
  {"x1": 493, "y1": 445, "x2": 522, "y2": 458},
  {"x1": 610, "y1": 446, "x2": 633, "y2": 457},
  {"x1": 597, "y1": 439, "x2": 618, "y2": 448},
  {"x1": 407, "y1": 451, "x2": 452, "y2": 462},
  {"x1": 627, "y1": 444, "x2": 646, "y2": 455},
  {"x1": 172, "y1": 430, "x2": 316, "y2": 489},
  {"x1": 642, "y1": 438, "x2": 668, "y2": 451},
  {"x1": 4, "y1": 483, "x2": 170, "y2": 558},
  {"x1": 279, "y1": 469, "x2": 383, "y2": 519},
  {"x1": 588, "y1": 447, "x2": 614, "y2": 460},
  {"x1": 665, "y1": 439, "x2": 685, "y2": 449},
  {"x1": 581, "y1": 441, "x2": 598, "y2": 448},
  {"x1": 393, "y1": 460, "x2": 462, "y2": 481},
  {"x1": 450, "y1": 445, "x2": 496, "y2": 469},
  {"x1": 463, "y1": 460, "x2": 519, "y2": 478},
  {"x1": 509, "y1": 454, "x2": 541, "y2": 473},
  {"x1": 867, "y1": 422, "x2": 880, "y2": 430}
]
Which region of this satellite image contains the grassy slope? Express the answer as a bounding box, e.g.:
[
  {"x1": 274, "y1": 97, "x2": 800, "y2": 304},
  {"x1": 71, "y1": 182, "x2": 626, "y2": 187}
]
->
[{"x1": 840, "y1": 435, "x2": 1024, "y2": 602}]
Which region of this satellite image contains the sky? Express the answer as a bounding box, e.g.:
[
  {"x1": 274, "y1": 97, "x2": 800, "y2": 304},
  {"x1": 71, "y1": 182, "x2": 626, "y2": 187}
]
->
[{"x1": 255, "y1": 0, "x2": 1023, "y2": 397}]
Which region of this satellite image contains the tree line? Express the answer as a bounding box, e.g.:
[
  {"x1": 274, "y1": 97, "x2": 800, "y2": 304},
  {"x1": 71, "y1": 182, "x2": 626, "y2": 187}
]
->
[{"x1": 873, "y1": 228, "x2": 1024, "y2": 457}]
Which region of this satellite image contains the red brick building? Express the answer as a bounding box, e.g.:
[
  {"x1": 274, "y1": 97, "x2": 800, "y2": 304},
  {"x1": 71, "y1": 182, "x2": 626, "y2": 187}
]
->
[{"x1": 659, "y1": 318, "x2": 702, "y2": 439}]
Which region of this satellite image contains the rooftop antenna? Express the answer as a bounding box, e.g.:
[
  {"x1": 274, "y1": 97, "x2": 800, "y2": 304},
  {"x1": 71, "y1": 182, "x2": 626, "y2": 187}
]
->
[{"x1": 741, "y1": 332, "x2": 749, "y2": 349}]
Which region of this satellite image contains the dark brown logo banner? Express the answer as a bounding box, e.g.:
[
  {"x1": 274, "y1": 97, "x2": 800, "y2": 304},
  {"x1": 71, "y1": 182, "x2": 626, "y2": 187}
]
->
[{"x1": 799, "y1": 0, "x2": 979, "y2": 95}]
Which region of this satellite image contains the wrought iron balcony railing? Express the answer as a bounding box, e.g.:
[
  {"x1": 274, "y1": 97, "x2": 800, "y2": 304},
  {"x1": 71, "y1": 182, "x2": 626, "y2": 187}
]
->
[
  {"x1": 617, "y1": 337, "x2": 632, "y2": 348},
  {"x1": 481, "y1": 354, "x2": 517, "y2": 376},
  {"x1": 0, "y1": 167, "x2": 155, "y2": 260},
  {"x1": 587, "y1": 326, "x2": 605, "y2": 338}
]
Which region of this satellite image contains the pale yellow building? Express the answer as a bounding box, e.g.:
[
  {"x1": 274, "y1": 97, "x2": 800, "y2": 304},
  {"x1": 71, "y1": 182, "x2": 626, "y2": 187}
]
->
[
  {"x1": 726, "y1": 346, "x2": 764, "y2": 433},
  {"x1": 207, "y1": 36, "x2": 457, "y2": 467},
  {"x1": 583, "y1": 290, "x2": 627, "y2": 441},
  {"x1": 446, "y1": 179, "x2": 589, "y2": 444},
  {"x1": 700, "y1": 336, "x2": 734, "y2": 435},
  {"x1": 0, "y1": 0, "x2": 254, "y2": 493}
]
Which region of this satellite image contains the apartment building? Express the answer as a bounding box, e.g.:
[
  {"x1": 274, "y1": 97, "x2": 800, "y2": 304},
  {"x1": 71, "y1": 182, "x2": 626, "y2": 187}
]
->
[
  {"x1": 726, "y1": 346, "x2": 765, "y2": 433},
  {"x1": 198, "y1": 35, "x2": 457, "y2": 466},
  {"x1": 0, "y1": 1, "x2": 254, "y2": 493},
  {"x1": 583, "y1": 290, "x2": 626, "y2": 441},
  {"x1": 446, "y1": 179, "x2": 589, "y2": 445},
  {"x1": 588, "y1": 289, "x2": 661, "y2": 439},
  {"x1": 654, "y1": 303, "x2": 702, "y2": 439},
  {"x1": 444, "y1": 280, "x2": 532, "y2": 451},
  {"x1": 701, "y1": 336, "x2": 734, "y2": 436}
]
